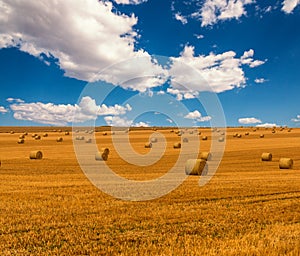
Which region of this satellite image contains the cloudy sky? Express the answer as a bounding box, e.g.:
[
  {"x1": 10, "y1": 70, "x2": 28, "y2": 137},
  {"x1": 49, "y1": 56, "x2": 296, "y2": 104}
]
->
[{"x1": 0, "y1": 0, "x2": 299, "y2": 127}]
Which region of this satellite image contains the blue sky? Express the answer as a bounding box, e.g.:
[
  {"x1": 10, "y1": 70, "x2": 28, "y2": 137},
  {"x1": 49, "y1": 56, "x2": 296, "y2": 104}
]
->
[{"x1": 0, "y1": 0, "x2": 299, "y2": 127}]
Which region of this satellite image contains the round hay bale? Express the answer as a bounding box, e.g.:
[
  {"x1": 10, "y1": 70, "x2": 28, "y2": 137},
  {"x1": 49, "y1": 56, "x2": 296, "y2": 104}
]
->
[
  {"x1": 173, "y1": 142, "x2": 181, "y2": 149},
  {"x1": 95, "y1": 151, "x2": 108, "y2": 161},
  {"x1": 100, "y1": 147, "x2": 110, "y2": 155},
  {"x1": 103, "y1": 132, "x2": 107, "y2": 136},
  {"x1": 32, "y1": 133, "x2": 37, "y2": 138},
  {"x1": 185, "y1": 159, "x2": 207, "y2": 175},
  {"x1": 56, "y1": 137, "x2": 63, "y2": 142},
  {"x1": 245, "y1": 132, "x2": 249, "y2": 136},
  {"x1": 198, "y1": 131, "x2": 202, "y2": 135},
  {"x1": 237, "y1": 134, "x2": 242, "y2": 138},
  {"x1": 10, "y1": 131, "x2": 14, "y2": 134},
  {"x1": 85, "y1": 138, "x2": 92, "y2": 143},
  {"x1": 65, "y1": 131, "x2": 70, "y2": 135},
  {"x1": 182, "y1": 137, "x2": 189, "y2": 143},
  {"x1": 170, "y1": 130, "x2": 174, "y2": 133},
  {"x1": 218, "y1": 137, "x2": 225, "y2": 142},
  {"x1": 30, "y1": 151, "x2": 43, "y2": 160},
  {"x1": 23, "y1": 132, "x2": 28, "y2": 136},
  {"x1": 279, "y1": 158, "x2": 294, "y2": 169},
  {"x1": 272, "y1": 130, "x2": 276, "y2": 133},
  {"x1": 200, "y1": 152, "x2": 212, "y2": 161},
  {"x1": 288, "y1": 128, "x2": 292, "y2": 132},
  {"x1": 43, "y1": 133, "x2": 48, "y2": 137},
  {"x1": 17, "y1": 139, "x2": 25, "y2": 144},
  {"x1": 145, "y1": 142, "x2": 152, "y2": 148},
  {"x1": 202, "y1": 136, "x2": 208, "y2": 141},
  {"x1": 151, "y1": 137, "x2": 158, "y2": 143},
  {"x1": 260, "y1": 134, "x2": 265, "y2": 138},
  {"x1": 58, "y1": 129, "x2": 62, "y2": 133},
  {"x1": 253, "y1": 129, "x2": 257, "y2": 132},
  {"x1": 233, "y1": 133, "x2": 238, "y2": 138},
  {"x1": 261, "y1": 152, "x2": 272, "y2": 161},
  {"x1": 19, "y1": 134, "x2": 25, "y2": 139},
  {"x1": 34, "y1": 135, "x2": 41, "y2": 140},
  {"x1": 279, "y1": 158, "x2": 293, "y2": 169},
  {"x1": 76, "y1": 136, "x2": 85, "y2": 141}
]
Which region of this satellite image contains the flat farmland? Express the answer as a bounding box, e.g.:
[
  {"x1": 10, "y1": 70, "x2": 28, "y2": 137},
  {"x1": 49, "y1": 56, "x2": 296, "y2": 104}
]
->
[{"x1": 0, "y1": 127, "x2": 299, "y2": 255}]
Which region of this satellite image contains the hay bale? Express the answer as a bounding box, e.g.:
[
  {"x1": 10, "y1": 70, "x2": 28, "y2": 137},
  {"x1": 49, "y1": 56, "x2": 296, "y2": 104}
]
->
[
  {"x1": 253, "y1": 129, "x2": 257, "y2": 132},
  {"x1": 32, "y1": 133, "x2": 38, "y2": 138},
  {"x1": 76, "y1": 136, "x2": 85, "y2": 141},
  {"x1": 17, "y1": 139, "x2": 25, "y2": 144},
  {"x1": 23, "y1": 132, "x2": 28, "y2": 136},
  {"x1": 65, "y1": 131, "x2": 70, "y2": 135},
  {"x1": 185, "y1": 159, "x2": 207, "y2": 175},
  {"x1": 233, "y1": 133, "x2": 238, "y2": 138},
  {"x1": 170, "y1": 130, "x2": 174, "y2": 133},
  {"x1": 43, "y1": 133, "x2": 48, "y2": 137},
  {"x1": 100, "y1": 147, "x2": 110, "y2": 155},
  {"x1": 85, "y1": 138, "x2": 92, "y2": 143},
  {"x1": 58, "y1": 129, "x2": 62, "y2": 133},
  {"x1": 95, "y1": 151, "x2": 108, "y2": 161},
  {"x1": 151, "y1": 137, "x2": 158, "y2": 143},
  {"x1": 245, "y1": 132, "x2": 249, "y2": 136},
  {"x1": 202, "y1": 136, "x2": 208, "y2": 141},
  {"x1": 30, "y1": 151, "x2": 43, "y2": 160},
  {"x1": 272, "y1": 130, "x2": 276, "y2": 133},
  {"x1": 218, "y1": 137, "x2": 225, "y2": 142},
  {"x1": 56, "y1": 137, "x2": 63, "y2": 142},
  {"x1": 34, "y1": 135, "x2": 41, "y2": 140},
  {"x1": 279, "y1": 158, "x2": 293, "y2": 169},
  {"x1": 182, "y1": 137, "x2": 189, "y2": 143},
  {"x1": 103, "y1": 132, "x2": 108, "y2": 136},
  {"x1": 260, "y1": 134, "x2": 265, "y2": 138},
  {"x1": 237, "y1": 134, "x2": 242, "y2": 138},
  {"x1": 288, "y1": 128, "x2": 292, "y2": 132},
  {"x1": 198, "y1": 132, "x2": 202, "y2": 135},
  {"x1": 261, "y1": 152, "x2": 272, "y2": 161},
  {"x1": 145, "y1": 142, "x2": 152, "y2": 148},
  {"x1": 19, "y1": 134, "x2": 25, "y2": 139},
  {"x1": 10, "y1": 131, "x2": 14, "y2": 134},
  {"x1": 200, "y1": 152, "x2": 212, "y2": 161},
  {"x1": 173, "y1": 142, "x2": 181, "y2": 149}
]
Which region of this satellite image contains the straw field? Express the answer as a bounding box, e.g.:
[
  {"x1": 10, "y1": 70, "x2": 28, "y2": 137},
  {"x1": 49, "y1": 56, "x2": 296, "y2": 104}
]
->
[{"x1": 0, "y1": 127, "x2": 299, "y2": 255}]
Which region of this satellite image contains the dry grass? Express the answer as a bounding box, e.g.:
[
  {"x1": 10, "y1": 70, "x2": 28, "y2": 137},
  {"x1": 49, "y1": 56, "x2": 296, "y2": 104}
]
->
[{"x1": 0, "y1": 127, "x2": 299, "y2": 255}]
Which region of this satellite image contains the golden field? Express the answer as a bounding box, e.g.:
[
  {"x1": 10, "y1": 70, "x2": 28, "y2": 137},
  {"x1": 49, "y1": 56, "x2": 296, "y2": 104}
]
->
[{"x1": 0, "y1": 127, "x2": 299, "y2": 255}]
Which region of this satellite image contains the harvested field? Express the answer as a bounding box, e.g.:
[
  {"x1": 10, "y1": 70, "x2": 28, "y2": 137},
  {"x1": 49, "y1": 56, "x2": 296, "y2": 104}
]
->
[{"x1": 0, "y1": 127, "x2": 299, "y2": 255}]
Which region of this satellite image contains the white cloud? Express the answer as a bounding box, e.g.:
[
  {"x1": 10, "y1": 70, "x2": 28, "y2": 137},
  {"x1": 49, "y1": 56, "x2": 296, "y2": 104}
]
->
[
  {"x1": 256, "y1": 123, "x2": 278, "y2": 128},
  {"x1": 194, "y1": 34, "x2": 204, "y2": 39},
  {"x1": 133, "y1": 121, "x2": 150, "y2": 127},
  {"x1": 168, "y1": 45, "x2": 265, "y2": 95},
  {"x1": 198, "y1": 0, "x2": 254, "y2": 27},
  {"x1": 256, "y1": 123, "x2": 279, "y2": 128},
  {"x1": 254, "y1": 78, "x2": 267, "y2": 84},
  {"x1": 282, "y1": 0, "x2": 300, "y2": 13},
  {"x1": 104, "y1": 116, "x2": 133, "y2": 127},
  {"x1": 0, "y1": 106, "x2": 8, "y2": 113},
  {"x1": 175, "y1": 13, "x2": 188, "y2": 24},
  {"x1": 238, "y1": 117, "x2": 262, "y2": 124},
  {"x1": 114, "y1": 0, "x2": 148, "y2": 4},
  {"x1": 291, "y1": 115, "x2": 300, "y2": 122},
  {"x1": 9, "y1": 96, "x2": 132, "y2": 126},
  {"x1": 184, "y1": 110, "x2": 212, "y2": 122},
  {"x1": 157, "y1": 90, "x2": 165, "y2": 95},
  {"x1": 6, "y1": 98, "x2": 24, "y2": 103},
  {"x1": 0, "y1": 0, "x2": 166, "y2": 92}
]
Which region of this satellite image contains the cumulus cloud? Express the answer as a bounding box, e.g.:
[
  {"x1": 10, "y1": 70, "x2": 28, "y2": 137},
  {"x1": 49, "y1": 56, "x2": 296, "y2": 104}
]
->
[
  {"x1": 291, "y1": 115, "x2": 300, "y2": 122},
  {"x1": 256, "y1": 123, "x2": 278, "y2": 128},
  {"x1": 0, "y1": 106, "x2": 8, "y2": 113},
  {"x1": 0, "y1": 0, "x2": 166, "y2": 92},
  {"x1": 238, "y1": 117, "x2": 262, "y2": 124},
  {"x1": 9, "y1": 96, "x2": 132, "y2": 126},
  {"x1": 6, "y1": 98, "x2": 24, "y2": 103},
  {"x1": 175, "y1": 13, "x2": 188, "y2": 24},
  {"x1": 168, "y1": 45, "x2": 265, "y2": 95},
  {"x1": 184, "y1": 110, "x2": 212, "y2": 122},
  {"x1": 254, "y1": 78, "x2": 267, "y2": 83},
  {"x1": 114, "y1": 0, "x2": 148, "y2": 4},
  {"x1": 194, "y1": 34, "x2": 204, "y2": 39},
  {"x1": 282, "y1": 0, "x2": 300, "y2": 13},
  {"x1": 197, "y1": 0, "x2": 254, "y2": 27}
]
